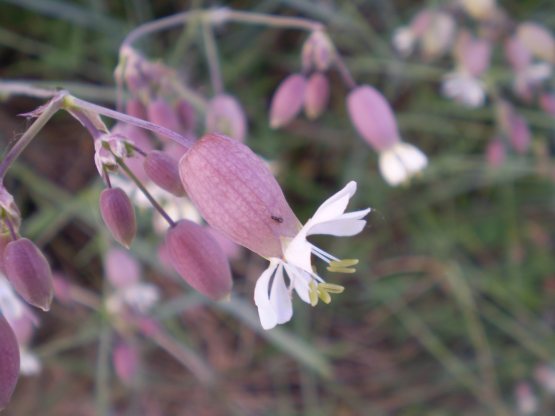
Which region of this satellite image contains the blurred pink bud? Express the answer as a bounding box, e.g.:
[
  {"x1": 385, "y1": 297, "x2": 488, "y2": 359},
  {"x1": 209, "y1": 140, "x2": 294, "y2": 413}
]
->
[
  {"x1": 0, "y1": 314, "x2": 19, "y2": 410},
  {"x1": 134, "y1": 316, "x2": 161, "y2": 337},
  {"x1": 455, "y1": 33, "x2": 491, "y2": 76},
  {"x1": 105, "y1": 248, "x2": 141, "y2": 289},
  {"x1": 486, "y1": 138, "x2": 506, "y2": 168},
  {"x1": 304, "y1": 73, "x2": 330, "y2": 120},
  {"x1": 269, "y1": 74, "x2": 306, "y2": 129},
  {"x1": 9, "y1": 311, "x2": 35, "y2": 346},
  {"x1": 165, "y1": 220, "x2": 233, "y2": 300},
  {"x1": 179, "y1": 134, "x2": 301, "y2": 258},
  {"x1": 539, "y1": 93, "x2": 555, "y2": 116},
  {"x1": 515, "y1": 382, "x2": 538, "y2": 415},
  {"x1": 420, "y1": 12, "x2": 456, "y2": 60},
  {"x1": 176, "y1": 99, "x2": 197, "y2": 133},
  {"x1": 125, "y1": 98, "x2": 147, "y2": 120},
  {"x1": 52, "y1": 274, "x2": 72, "y2": 305},
  {"x1": 113, "y1": 342, "x2": 139, "y2": 385},
  {"x1": 534, "y1": 364, "x2": 555, "y2": 393},
  {"x1": 517, "y1": 22, "x2": 555, "y2": 64},
  {"x1": 301, "y1": 31, "x2": 335, "y2": 72},
  {"x1": 460, "y1": 0, "x2": 497, "y2": 20},
  {"x1": 205, "y1": 94, "x2": 247, "y2": 142},
  {"x1": 206, "y1": 227, "x2": 241, "y2": 260},
  {"x1": 347, "y1": 85, "x2": 400, "y2": 152},
  {"x1": 504, "y1": 36, "x2": 531, "y2": 71},
  {"x1": 147, "y1": 98, "x2": 181, "y2": 138},
  {"x1": 99, "y1": 188, "x2": 137, "y2": 248},
  {"x1": 4, "y1": 238, "x2": 53, "y2": 312},
  {"x1": 509, "y1": 114, "x2": 532, "y2": 154},
  {"x1": 144, "y1": 150, "x2": 186, "y2": 197}
]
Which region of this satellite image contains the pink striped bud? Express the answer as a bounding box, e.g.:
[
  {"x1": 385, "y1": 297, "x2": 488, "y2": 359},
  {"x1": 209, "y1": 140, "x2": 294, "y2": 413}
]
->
[
  {"x1": 504, "y1": 36, "x2": 531, "y2": 72},
  {"x1": 125, "y1": 98, "x2": 147, "y2": 120},
  {"x1": 304, "y1": 73, "x2": 330, "y2": 120},
  {"x1": 486, "y1": 138, "x2": 506, "y2": 168},
  {"x1": 176, "y1": 99, "x2": 197, "y2": 133},
  {"x1": 144, "y1": 150, "x2": 186, "y2": 196},
  {"x1": 165, "y1": 220, "x2": 233, "y2": 300},
  {"x1": 4, "y1": 238, "x2": 53, "y2": 311},
  {"x1": 205, "y1": 94, "x2": 247, "y2": 142},
  {"x1": 509, "y1": 114, "x2": 531, "y2": 154},
  {"x1": 113, "y1": 342, "x2": 139, "y2": 385},
  {"x1": 269, "y1": 74, "x2": 307, "y2": 129},
  {"x1": 99, "y1": 188, "x2": 136, "y2": 248},
  {"x1": 301, "y1": 31, "x2": 335, "y2": 72},
  {"x1": 179, "y1": 134, "x2": 300, "y2": 258},
  {"x1": 105, "y1": 248, "x2": 140, "y2": 289},
  {"x1": 517, "y1": 22, "x2": 555, "y2": 64},
  {"x1": 347, "y1": 85, "x2": 400, "y2": 152},
  {"x1": 147, "y1": 98, "x2": 181, "y2": 138},
  {"x1": 0, "y1": 314, "x2": 19, "y2": 410}
]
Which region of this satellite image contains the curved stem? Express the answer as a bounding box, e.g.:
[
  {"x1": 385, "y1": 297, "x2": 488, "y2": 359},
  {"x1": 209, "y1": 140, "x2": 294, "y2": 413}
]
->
[
  {"x1": 223, "y1": 9, "x2": 323, "y2": 32},
  {"x1": 202, "y1": 20, "x2": 224, "y2": 95},
  {"x1": 116, "y1": 157, "x2": 176, "y2": 228},
  {"x1": 334, "y1": 54, "x2": 357, "y2": 90},
  {"x1": 0, "y1": 91, "x2": 66, "y2": 181}
]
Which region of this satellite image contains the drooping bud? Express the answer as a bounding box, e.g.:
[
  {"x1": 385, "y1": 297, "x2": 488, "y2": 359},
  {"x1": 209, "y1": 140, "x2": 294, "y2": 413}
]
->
[
  {"x1": 144, "y1": 150, "x2": 186, "y2": 196},
  {"x1": 460, "y1": 0, "x2": 497, "y2": 20},
  {"x1": 269, "y1": 74, "x2": 306, "y2": 129},
  {"x1": 99, "y1": 188, "x2": 136, "y2": 248},
  {"x1": 456, "y1": 36, "x2": 491, "y2": 77},
  {"x1": 205, "y1": 94, "x2": 247, "y2": 142},
  {"x1": 165, "y1": 220, "x2": 233, "y2": 300},
  {"x1": 113, "y1": 342, "x2": 139, "y2": 385},
  {"x1": 486, "y1": 138, "x2": 506, "y2": 168},
  {"x1": 420, "y1": 12, "x2": 456, "y2": 61},
  {"x1": 176, "y1": 99, "x2": 197, "y2": 133},
  {"x1": 517, "y1": 22, "x2": 555, "y2": 64},
  {"x1": 125, "y1": 98, "x2": 147, "y2": 120},
  {"x1": 104, "y1": 248, "x2": 141, "y2": 289},
  {"x1": 509, "y1": 114, "x2": 531, "y2": 154},
  {"x1": 4, "y1": 238, "x2": 53, "y2": 311},
  {"x1": 504, "y1": 36, "x2": 531, "y2": 72},
  {"x1": 304, "y1": 73, "x2": 330, "y2": 120},
  {"x1": 0, "y1": 313, "x2": 19, "y2": 410},
  {"x1": 347, "y1": 85, "x2": 400, "y2": 152},
  {"x1": 147, "y1": 98, "x2": 182, "y2": 138},
  {"x1": 179, "y1": 134, "x2": 300, "y2": 258},
  {"x1": 301, "y1": 30, "x2": 335, "y2": 72},
  {"x1": 540, "y1": 93, "x2": 555, "y2": 116}
]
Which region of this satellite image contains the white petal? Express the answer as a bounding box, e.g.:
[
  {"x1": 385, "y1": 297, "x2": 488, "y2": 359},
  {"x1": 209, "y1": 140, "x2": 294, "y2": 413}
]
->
[
  {"x1": 395, "y1": 143, "x2": 428, "y2": 174},
  {"x1": 257, "y1": 304, "x2": 278, "y2": 330},
  {"x1": 284, "y1": 232, "x2": 313, "y2": 273},
  {"x1": 19, "y1": 349, "x2": 41, "y2": 376},
  {"x1": 310, "y1": 181, "x2": 357, "y2": 224},
  {"x1": 254, "y1": 261, "x2": 280, "y2": 330},
  {"x1": 269, "y1": 264, "x2": 293, "y2": 324},
  {"x1": 306, "y1": 208, "x2": 370, "y2": 237},
  {"x1": 284, "y1": 264, "x2": 312, "y2": 304},
  {"x1": 379, "y1": 149, "x2": 408, "y2": 186},
  {"x1": 0, "y1": 278, "x2": 25, "y2": 321}
]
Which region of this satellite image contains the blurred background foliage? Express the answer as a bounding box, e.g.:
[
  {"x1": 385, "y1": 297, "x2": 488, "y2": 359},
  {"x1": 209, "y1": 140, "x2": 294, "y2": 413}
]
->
[{"x1": 1, "y1": 0, "x2": 555, "y2": 415}]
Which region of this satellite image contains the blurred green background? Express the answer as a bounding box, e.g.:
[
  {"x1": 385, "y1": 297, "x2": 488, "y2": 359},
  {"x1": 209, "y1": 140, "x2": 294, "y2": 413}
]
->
[{"x1": 1, "y1": 0, "x2": 555, "y2": 415}]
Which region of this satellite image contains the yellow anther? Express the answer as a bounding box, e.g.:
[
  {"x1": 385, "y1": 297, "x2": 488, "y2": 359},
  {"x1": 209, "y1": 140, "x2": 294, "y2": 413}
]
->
[
  {"x1": 318, "y1": 283, "x2": 345, "y2": 294},
  {"x1": 309, "y1": 281, "x2": 319, "y2": 307},
  {"x1": 327, "y1": 266, "x2": 356, "y2": 274},
  {"x1": 318, "y1": 288, "x2": 331, "y2": 304},
  {"x1": 330, "y1": 259, "x2": 359, "y2": 268}
]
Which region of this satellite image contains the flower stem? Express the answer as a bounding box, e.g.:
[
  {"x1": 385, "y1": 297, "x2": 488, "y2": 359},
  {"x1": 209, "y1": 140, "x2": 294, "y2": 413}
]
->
[
  {"x1": 202, "y1": 20, "x2": 224, "y2": 95},
  {"x1": 0, "y1": 91, "x2": 66, "y2": 181},
  {"x1": 334, "y1": 54, "x2": 357, "y2": 90},
  {"x1": 115, "y1": 157, "x2": 176, "y2": 228}
]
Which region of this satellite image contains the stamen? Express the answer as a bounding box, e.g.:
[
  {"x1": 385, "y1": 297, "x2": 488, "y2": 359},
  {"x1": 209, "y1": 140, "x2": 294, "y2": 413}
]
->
[
  {"x1": 327, "y1": 259, "x2": 359, "y2": 273},
  {"x1": 331, "y1": 259, "x2": 359, "y2": 267},
  {"x1": 318, "y1": 283, "x2": 345, "y2": 294},
  {"x1": 310, "y1": 244, "x2": 339, "y2": 263},
  {"x1": 309, "y1": 281, "x2": 318, "y2": 306},
  {"x1": 317, "y1": 287, "x2": 331, "y2": 304}
]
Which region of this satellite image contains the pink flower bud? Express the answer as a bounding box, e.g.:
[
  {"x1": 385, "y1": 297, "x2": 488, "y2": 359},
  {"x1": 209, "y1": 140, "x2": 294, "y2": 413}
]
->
[
  {"x1": 455, "y1": 32, "x2": 491, "y2": 76},
  {"x1": 125, "y1": 98, "x2": 147, "y2": 120},
  {"x1": 165, "y1": 220, "x2": 233, "y2": 300},
  {"x1": 99, "y1": 188, "x2": 136, "y2": 248},
  {"x1": 144, "y1": 150, "x2": 186, "y2": 196},
  {"x1": 504, "y1": 36, "x2": 531, "y2": 72},
  {"x1": 176, "y1": 99, "x2": 197, "y2": 133},
  {"x1": 105, "y1": 248, "x2": 141, "y2": 289},
  {"x1": 460, "y1": 0, "x2": 497, "y2": 20},
  {"x1": 179, "y1": 134, "x2": 300, "y2": 258},
  {"x1": 269, "y1": 74, "x2": 306, "y2": 129},
  {"x1": 509, "y1": 114, "x2": 532, "y2": 154},
  {"x1": 10, "y1": 311, "x2": 35, "y2": 346},
  {"x1": 304, "y1": 73, "x2": 330, "y2": 120},
  {"x1": 205, "y1": 94, "x2": 247, "y2": 142},
  {"x1": 347, "y1": 85, "x2": 400, "y2": 152},
  {"x1": 0, "y1": 314, "x2": 19, "y2": 410},
  {"x1": 112, "y1": 123, "x2": 154, "y2": 183},
  {"x1": 113, "y1": 342, "x2": 139, "y2": 385},
  {"x1": 420, "y1": 12, "x2": 456, "y2": 60},
  {"x1": 486, "y1": 138, "x2": 506, "y2": 168},
  {"x1": 4, "y1": 238, "x2": 53, "y2": 311},
  {"x1": 147, "y1": 98, "x2": 181, "y2": 138},
  {"x1": 52, "y1": 274, "x2": 72, "y2": 305},
  {"x1": 539, "y1": 93, "x2": 555, "y2": 116},
  {"x1": 301, "y1": 31, "x2": 335, "y2": 72},
  {"x1": 517, "y1": 22, "x2": 555, "y2": 64}
]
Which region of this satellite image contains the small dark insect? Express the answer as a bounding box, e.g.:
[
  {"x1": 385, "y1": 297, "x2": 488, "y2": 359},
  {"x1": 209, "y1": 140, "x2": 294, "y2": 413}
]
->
[{"x1": 271, "y1": 215, "x2": 284, "y2": 223}]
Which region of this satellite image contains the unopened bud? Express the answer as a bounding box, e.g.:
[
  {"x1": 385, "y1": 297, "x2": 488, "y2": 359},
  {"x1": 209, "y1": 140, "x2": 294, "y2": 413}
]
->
[
  {"x1": 505, "y1": 36, "x2": 531, "y2": 72},
  {"x1": 0, "y1": 314, "x2": 19, "y2": 410},
  {"x1": 205, "y1": 94, "x2": 247, "y2": 142},
  {"x1": 540, "y1": 93, "x2": 555, "y2": 116},
  {"x1": 304, "y1": 73, "x2": 329, "y2": 120},
  {"x1": 269, "y1": 74, "x2": 306, "y2": 129},
  {"x1": 509, "y1": 114, "x2": 531, "y2": 154},
  {"x1": 179, "y1": 134, "x2": 300, "y2": 258},
  {"x1": 113, "y1": 342, "x2": 139, "y2": 385},
  {"x1": 105, "y1": 248, "x2": 141, "y2": 289},
  {"x1": 125, "y1": 98, "x2": 147, "y2": 119},
  {"x1": 99, "y1": 188, "x2": 137, "y2": 248},
  {"x1": 420, "y1": 12, "x2": 456, "y2": 60},
  {"x1": 176, "y1": 99, "x2": 197, "y2": 133},
  {"x1": 486, "y1": 138, "x2": 506, "y2": 168},
  {"x1": 165, "y1": 220, "x2": 233, "y2": 300},
  {"x1": 517, "y1": 22, "x2": 555, "y2": 64},
  {"x1": 460, "y1": 0, "x2": 497, "y2": 20},
  {"x1": 301, "y1": 31, "x2": 335, "y2": 72},
  {"x1": 4, "y1": 238, "x2": 53, "y2": 311},
  {"x1": 147, "y1": 98, "x2": 181, "y2": 138},
  {"x1": 144, "y1": 150, "x2": 186, "y2": 196},
  {"x1": 347, "y1": 85, "x2": 400, "y2": 152}
]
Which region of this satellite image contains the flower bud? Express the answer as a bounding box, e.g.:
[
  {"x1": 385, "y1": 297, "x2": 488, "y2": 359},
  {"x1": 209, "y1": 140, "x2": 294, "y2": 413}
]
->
[
  {"x1": 509, "y1": 114, "x2": 531, "y2": 154},
  {"x1": 504, "y1": 36, "x2": 531, "y2": 72},
  {"x1": 125, "y1": 98, "x2": 147, "y2": 120},
  {"x1": 458, "y1": 38, "x2": 491, "y2": 77},
  {"x1": 420, "y1": 12, "x2": 456, "y2": 60},
  {"x1": 486, "y1": 138, "x2": 506, "y2": 168},
  {"x1": 205, "y1": 94, "x2": 247, "y2": 142},
  {"x1": 144, "y1": 150, "x2": 186, "y2": 196},
  {"x1": 0, "y1": 233, "x2": 12, "y2": 274},
  {"x1": 176, "y1": 99, "x2": 197, "y2": 133},
  {"x1": 179, "y1": 134, "x2": 300, "y2": 258},
  {"x1": 113, "y1": 342, "x2": 139, "y2": 385},
  {"x1": 165, "y1": 220, "x2": 233, "y2": 300},
  {"x1": 99, "y1": 188, "x2": 137, "y2": 248},
  {"x1": 105, "y1": 248, "x2": 141, "y2": 289},
  {"x1": 347, "y1": 85, "x2": 400, "y2": 152},
  {"x1": 4, "y1": 238, "x2": 53, "y2": 311},
  {"x1": 0, "y1": 313, "x2": 19, "y2": 410},
  {"x1": 517, "y1": 22, "x2": 555, "y2": 64},
  {"x1": 540, "y1": 93, "x2": 555, "y2": 116},
  {"x1": 269, "y1": 74, "x2": 306, "y2": 129},
  {"x1": 301, "y1": 31, "x2": 335, "y2": 72},
  {"x1": 147, "y1": 98, "x2": 181, "y2": 138},
  {"x1": 304, "y1": 73, "x2": 329, "y2": 120},
  {"x1": 460, "y1": 0, "x2": 497, "y2": 20}
]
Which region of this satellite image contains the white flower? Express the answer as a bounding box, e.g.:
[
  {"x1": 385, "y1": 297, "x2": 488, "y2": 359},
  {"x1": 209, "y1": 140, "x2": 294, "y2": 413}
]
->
[
  {"x1": 379, "y1": 142, "x2": 428, "y2": 186},
  {"x1": 94, "y1": 134, "x2": 130, "y2": 176},
  {"x1": 254, "y1": 181, "x2": 370, "y2": 330},
  {"x1": 442, "y1": 72, "x2": 486, "y2": 107}
]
